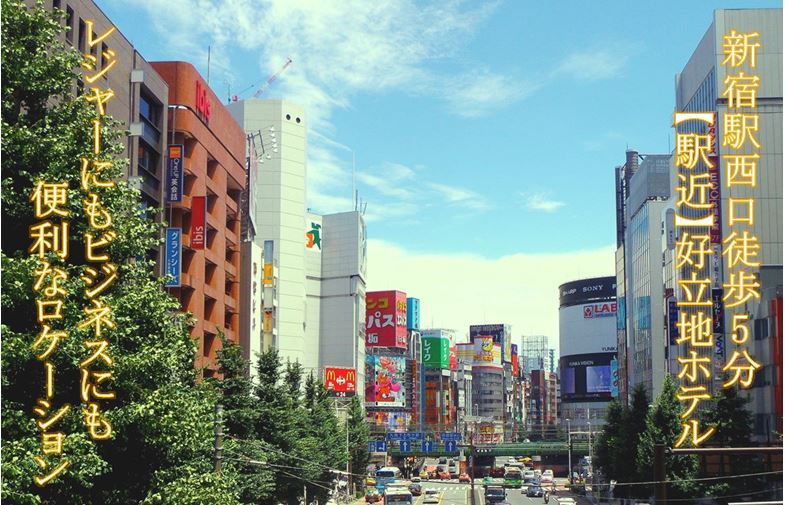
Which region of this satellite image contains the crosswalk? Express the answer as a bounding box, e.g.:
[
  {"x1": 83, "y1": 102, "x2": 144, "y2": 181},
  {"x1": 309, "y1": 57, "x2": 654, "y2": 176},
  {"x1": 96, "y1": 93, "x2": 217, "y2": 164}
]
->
[{"x1": 419, "y1": 485, "x2": 473, "y2": 492}]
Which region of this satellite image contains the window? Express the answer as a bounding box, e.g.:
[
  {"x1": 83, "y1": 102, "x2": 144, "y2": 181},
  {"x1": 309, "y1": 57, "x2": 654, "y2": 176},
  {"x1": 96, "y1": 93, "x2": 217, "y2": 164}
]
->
[
  {"x1": 53, "y1": 0, "x2": 61, "y2": 9},
  {"x1": 137, "y1": 140, "x2": 160, "y2": 191},
  {"x1": 139, "y1": 92, "x2": 161, "y2": 145},
  {"x1": 65, "y1": 7, "x2": 74, "y2": 44},
  {"x1": 78, "y1": 18, "x2": 86, "y2": 53}
]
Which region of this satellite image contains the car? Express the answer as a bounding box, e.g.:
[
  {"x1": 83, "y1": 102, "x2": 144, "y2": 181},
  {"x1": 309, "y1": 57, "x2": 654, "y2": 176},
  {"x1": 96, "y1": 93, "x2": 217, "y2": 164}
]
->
[
  {"x1": 506, "y1": 457, "x2": 517, "y2": 465},
  {"x1": 540, "y1": 473, "x2": 553, "y2": 485},
  {"x1": 438, "y1": 457, "x2": 448, "y2": 465},
  {"x1": 534, "y1": 469, "x2": 542, "y2": 476},
  {"x1": 365, "y1": 490, "x2": 381, "y2": 503},
  {"x1": 419, "y1": 470, "x2": 429, "y2": 479},
  {"x1": 366, "y1": 476, "x2": 377, "y2": 486},
  {"x1": 542, "y1": 469, "x2": 554, "y2": 478},
  {"x1": 523, "y1": 470, "x2": 536, "y2": 484},
  {"x1": 525, "y1": 485, "x2": 543, "y2": 497},
  {"x1": 556, "y1": 499, "x2": 576, "y2": 505},
  {"x1": 482, "y1": 476, "x2": 493, "y2": 488},
  {"x1": 423, "y1": 493, "x2": 440, "y2": 504},
  {"x1": 458, "y1": 473, "x2": 471, "y2": 483},
  {"x1": 411, "y1": 477, "x2": 421, "y2": 483},
  {"x1": 408, "y1": 483, "x2": 422, "y2": 496},
  {"x1": 437, "y1": 471, "x2": 451, "y2": 480},
  {"x1": 425, "y1": 489, "x2": 439, "y2": 495},
  {"x1": 484, "y1": 485, "x2": 506, "y2": 504}
]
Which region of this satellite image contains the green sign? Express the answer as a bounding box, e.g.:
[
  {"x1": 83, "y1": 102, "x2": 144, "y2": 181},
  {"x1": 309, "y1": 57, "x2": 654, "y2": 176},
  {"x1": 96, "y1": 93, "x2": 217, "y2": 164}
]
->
[{"x1": 421, "y1": 336, "x2": 449, "y2": 369}]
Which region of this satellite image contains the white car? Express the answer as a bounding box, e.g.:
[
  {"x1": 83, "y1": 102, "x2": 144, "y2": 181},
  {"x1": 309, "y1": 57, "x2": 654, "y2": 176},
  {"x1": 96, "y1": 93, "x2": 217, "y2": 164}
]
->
[
  {"x1": 423, "y1": 491, "x2": 440, "y2": 504},
  {"x1": 557, "y1": 499, "x2": 576, "y2": 504},
  {"x1": 411, "y1": 477, "x2": 421, "y2": 483},
  {"x1": 523, "y1": 470, "x2": 536, "y2": 483}
]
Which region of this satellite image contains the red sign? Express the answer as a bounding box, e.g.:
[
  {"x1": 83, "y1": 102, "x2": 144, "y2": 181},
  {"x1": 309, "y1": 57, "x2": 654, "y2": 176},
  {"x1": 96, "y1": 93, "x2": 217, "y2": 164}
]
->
[
  {"x1": 324, "y1": 367, "x2": 356, "y2": 397},
  {"x1": 195, "y1": 79, "x2": 212, "y2": 122},
  {"x1": 512, "y1": 352, "x2": 519, "y2": 377},
  {"x1": 583, "y1": 302, "x2": 617, "y2": 318},
  {"x1": 190, "y1": 196, "x2": 206, "y2": 249},
  {"x1": 449, "y1": 345, "x2": 457, "y2": 370},
  {"x1": 366, "y1": 290, "x2": 407, "y2": 348}
]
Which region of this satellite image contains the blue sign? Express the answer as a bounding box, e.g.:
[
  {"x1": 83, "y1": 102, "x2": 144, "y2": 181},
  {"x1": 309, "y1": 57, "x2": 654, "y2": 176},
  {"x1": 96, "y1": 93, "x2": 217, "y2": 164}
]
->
[
  {"x1": 406, "y1": 432, "x2": 424, "y2": 441},
  {"x1": 386, "y1": 433, "x2": 403, "y2": 441},
  {"x1": 164, "y1": 228, "x2": 181, "y2": 287},
  {"x1": 400, "y1": 440, "x2": 411, "y2": 452},
  {"x1": 422, "y1": 440, "x2": 434, "y2": 453},
  {"x1": 440, "y1": 432, "x2": 462, "y2": 442},
  {"x1": 375, "y1": 441, "x2": 387, "y2": 452},
  {"x1": 667, "y1": 299, "x2": 679, "y2": 346},
  {"x1": 407, "y1": 297, "x2": 421, "y2": 330},
  {"x1": 610, "y1": 357, "x2": 619, "y2": 398},
  {"x1": 368, "y1": 442, "x2": 376, "y2": 453},
  {"x1": 444, "y1": 441, "x2": 457, "y2": 452},
  {"x1": 386, "y1": 432, "x2": 424, "y2": 441},
  {"x1": 166, "y1": 144, "x2": 184, "y2": 203}
]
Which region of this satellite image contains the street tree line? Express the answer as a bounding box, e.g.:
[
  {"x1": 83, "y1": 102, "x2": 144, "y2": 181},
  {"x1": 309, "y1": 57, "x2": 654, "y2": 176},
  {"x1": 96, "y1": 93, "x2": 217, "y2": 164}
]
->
[
  {"x1": 0, "y1": 1, "x2": 368, "y2": 503},
  {"x1": 593, "y1": 375, "x2": 773, "y2": 504}
]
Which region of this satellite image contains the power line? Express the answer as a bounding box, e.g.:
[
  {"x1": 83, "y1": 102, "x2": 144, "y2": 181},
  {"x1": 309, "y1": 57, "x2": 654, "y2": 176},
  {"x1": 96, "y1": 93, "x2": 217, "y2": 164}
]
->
[{"x1": 593, "y1": 469, "x2": 783, "y2": 488}]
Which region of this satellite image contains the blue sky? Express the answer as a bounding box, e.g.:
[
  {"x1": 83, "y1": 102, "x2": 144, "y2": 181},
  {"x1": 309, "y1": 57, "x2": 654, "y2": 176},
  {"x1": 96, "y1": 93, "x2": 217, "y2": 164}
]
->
[{"x1": 99, "y1": 0, "x2": 782, "y2": 340}]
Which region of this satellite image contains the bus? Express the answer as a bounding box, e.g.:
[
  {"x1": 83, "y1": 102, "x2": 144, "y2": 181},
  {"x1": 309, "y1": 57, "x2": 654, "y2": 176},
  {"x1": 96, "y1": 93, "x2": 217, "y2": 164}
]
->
[
  {"x1": 375, "y1": 467, "x2": 402, "y2": 489},
  {"x1": 383, "y1": 489, "x2": 413, "y2": 505},
  {"x1": 503, "y1": 467, "x2": 522, "y2": 488}
]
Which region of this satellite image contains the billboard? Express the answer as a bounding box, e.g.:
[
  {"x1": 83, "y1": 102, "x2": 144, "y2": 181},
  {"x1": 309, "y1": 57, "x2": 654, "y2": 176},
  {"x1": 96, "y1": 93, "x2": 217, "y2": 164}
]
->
[
  {"x1": 449, "y1": 345, "x2": 457, "y2": 370},
  {"x1": 456, "y1": 343, "x2": 473, "y2": 364},
  {"x1": 166, "y1": 144, "x2": 184, "y2": 203},
  {"x1": 365, "y1": 355, "x2": 406, "y2": 408},
  {"x1": 190, "y1": 196, "x2": 206, "y2": 249},
  {"x1": 421, "y1": 333, "x2": 449, "y2": 369},
  {"x1": 164, "y1": 228, "x2": 181, "y2": 287},
  {"x1": 324, "y1": 367, "x2": 357, "y2": 397},
  {"x1": 469, "y1": 324, "x2": 511, "y2": 363},
  {"x1": 366, "y1": 291, "x2": 407, "y2": 348},
  {"x1": 511, "y1": 344, "x2": 519, "y2": 377},
  {"x1": 407, "y1": 297, "x2": 420, "y2": 330},
  {"x1": 305, "y1": 216, "x2": 323, "y2": 252},
  {"x1": 559, "y1": 303, "x2": 617, "y2": 356},
  {"x1": 473, "y1": 337, "x2": 502, "y2": 365},
  {"x1": 559, "y1": 352, "x2": 616, "y2": 402},
  {"x1": 559, "y1": 277, "x2": 617, "y2": 308}
]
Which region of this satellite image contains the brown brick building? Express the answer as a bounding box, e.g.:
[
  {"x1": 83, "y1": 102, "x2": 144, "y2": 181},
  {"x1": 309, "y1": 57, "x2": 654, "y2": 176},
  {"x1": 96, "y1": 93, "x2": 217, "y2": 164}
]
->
[{"x1": 151, "y1": 61, "x2": 246, "y2": 377}]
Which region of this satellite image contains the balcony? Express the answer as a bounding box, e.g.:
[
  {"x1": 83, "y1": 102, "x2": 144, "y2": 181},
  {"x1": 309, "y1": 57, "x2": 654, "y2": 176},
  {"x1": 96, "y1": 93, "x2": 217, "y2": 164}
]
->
[
  {"x1": 224, "y1": 294, "x2": 237, "y2": 311},
  {"x1": 225, "y1": 227, "x2": 238, "y2": 246},
  {"x1": 226, "y1": 197, "x2": 238, "y2": 216},
  {"x1": 203, "y1": 282, "x2": 220, "y2": 302},
  {"x1": 225, "y1": 260, "x2": 237, "y2": 278}
]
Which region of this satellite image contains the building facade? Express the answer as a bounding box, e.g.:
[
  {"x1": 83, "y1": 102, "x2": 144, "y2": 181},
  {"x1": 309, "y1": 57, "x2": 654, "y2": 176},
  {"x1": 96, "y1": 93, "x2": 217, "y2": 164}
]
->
[
  {"x1": 672, "y1": 8, "x2": 783, "y2": 441},
  {"x1": 558, "y1": 276, "x2": 618, "y2": 429},
  {"x1": 228, "y1": 99, "x2": 308, "y2": 366},
  {"x1": 617, "y1": 151, "x2": 672, "y2": 401},
  {"x1": 151, "y1": 61, "x2": 246, "y2": 377}
]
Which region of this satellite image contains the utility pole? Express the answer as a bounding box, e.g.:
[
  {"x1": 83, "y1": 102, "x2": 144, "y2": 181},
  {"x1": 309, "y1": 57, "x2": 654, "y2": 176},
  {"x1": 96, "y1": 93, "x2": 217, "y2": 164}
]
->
[
  {"x1": 469, "y1": 431, "x2": 476, "y2": 505},
  {"x1": 566, "y1": 418, "x2": 572, "y2": 485},
  {"x1": 213, "y1": 403, "x2": 223, "y2": 472},
  {"x1": 654, "y1": 444, "x2": 666, "y2": 505}
]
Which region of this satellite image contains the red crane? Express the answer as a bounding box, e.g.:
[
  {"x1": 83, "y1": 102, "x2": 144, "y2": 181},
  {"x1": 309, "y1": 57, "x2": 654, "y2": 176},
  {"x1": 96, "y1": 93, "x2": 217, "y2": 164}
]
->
[{"x1": 231, "y1": 57, "x2": 293, "y2": 102}]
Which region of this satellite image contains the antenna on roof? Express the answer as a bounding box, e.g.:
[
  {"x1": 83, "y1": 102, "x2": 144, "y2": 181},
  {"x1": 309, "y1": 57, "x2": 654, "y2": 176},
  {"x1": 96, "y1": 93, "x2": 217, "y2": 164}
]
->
[{"x1": 207, "y1": 45, "x2": 211, "y2": 85}]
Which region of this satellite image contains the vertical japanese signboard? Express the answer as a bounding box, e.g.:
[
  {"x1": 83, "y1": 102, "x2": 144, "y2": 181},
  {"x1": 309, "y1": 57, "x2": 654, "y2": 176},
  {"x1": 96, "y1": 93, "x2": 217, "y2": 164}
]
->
[
  {"x1": 366, "y1": 290, "x2": 407, "y2": 348},
  {"x1": 165, "y1": 228, "x2": 181, "y2": 287},
  {"x1": 407, "y1": 297, "x2": 420, "y2": 330},
  {"x1": 190, "y1": 196, "x2": 206, "y2": 249},
  {"x1": 166, "y1": 144, "x2": 184, "y2": 203},
  {"x1": 421, "y1": 332, "x2": 450, "y2": 369}
]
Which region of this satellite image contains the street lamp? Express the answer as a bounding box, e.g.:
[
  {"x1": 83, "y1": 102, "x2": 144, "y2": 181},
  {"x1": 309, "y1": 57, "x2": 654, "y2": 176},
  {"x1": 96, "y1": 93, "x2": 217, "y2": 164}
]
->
[{"x1": 566, "y1": 418, "x2": 572, "y2": 485}]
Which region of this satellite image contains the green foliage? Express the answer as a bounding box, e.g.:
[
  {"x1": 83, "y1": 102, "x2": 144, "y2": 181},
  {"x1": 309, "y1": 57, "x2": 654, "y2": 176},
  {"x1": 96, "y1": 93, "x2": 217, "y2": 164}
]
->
[
  {"x1": 636, "y1": 376, "x2": 700, "y2": 501},
  {"x1": 1, "y1": 1, "x2": 239, "y2": 503},
  {"x1": 348, "y1": 395, "x2": 370, "y2": 489}
]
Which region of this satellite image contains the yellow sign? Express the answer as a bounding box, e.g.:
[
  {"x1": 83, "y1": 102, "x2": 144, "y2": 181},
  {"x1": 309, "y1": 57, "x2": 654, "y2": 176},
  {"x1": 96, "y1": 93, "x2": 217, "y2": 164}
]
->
[{"x1": 263, "y1": 262, "x2": 273, "y2": 286}]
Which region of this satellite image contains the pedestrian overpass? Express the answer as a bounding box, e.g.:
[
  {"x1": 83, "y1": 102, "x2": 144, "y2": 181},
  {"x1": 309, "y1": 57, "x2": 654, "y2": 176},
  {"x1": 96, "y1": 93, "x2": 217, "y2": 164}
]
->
[{"x1": 388, "y1": 441, "x2": 591, "y2": 458}]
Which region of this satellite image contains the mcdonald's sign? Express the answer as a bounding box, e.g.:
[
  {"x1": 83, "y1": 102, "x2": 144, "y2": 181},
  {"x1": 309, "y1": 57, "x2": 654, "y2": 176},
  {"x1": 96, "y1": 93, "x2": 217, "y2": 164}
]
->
[{"x1": 324, "y1": 367, "x2": 356, "y2": 397}]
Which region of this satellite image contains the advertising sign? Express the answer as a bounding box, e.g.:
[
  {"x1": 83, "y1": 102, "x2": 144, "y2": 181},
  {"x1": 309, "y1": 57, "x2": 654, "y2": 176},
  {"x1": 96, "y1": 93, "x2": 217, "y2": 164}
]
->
[
  {"x1": 559, "y1": 352, "x2": 616, "y2": 402},
  {"x1": 166, "y1": 145, "x2": 184, "y2": 203},
  {"x1": 407, "y1": 297, "x2": 421, "y2": 330},
  {"x1": 365, "y1": 355, "x2": 406, "y2": 408},
  {"x1": 469, "y1": 324, "x2": 511, "y2": 363},
  {"x1": 263, "y1": 263, "x2": 273, "y2": 286},
  {"x1": 667, "y1": 299, "x2": 679, "y2": 346},
  {"x1": 421, "y1": 334, "x2": 449, "y2": 369},
  {"x1": 456, "y1": 343, "x2": 474, "y2": 364},
  {"x1": 305, "y1": 216, "x2": 323, "y2": 252},
  {"x1": 511, "y1": 344, "x2": 519, "y2": 377},
  {"x1": 712, "y1": 289, "x2": 725, "y2": 360},
  {"x1": 190, "y1": 196, "x2": 206, "y2": 249},
  {"x1": 472, "y1": 337, "x2": 502, "y2": 365},
  {"x1": 610, "y1": 357, "x2": 619, "y2": 397},
  {"x1": 164, "y1": 228, "x2": 181, "y2": 287},
  {"x1": 559, "y1": 277, "x2": 617, "y2": 308},
  {"x1": 366, "y1": 291, "x2": 407, "y2": 348},
  {"x1": 583, "y1": 301, "x2": 617, "y2": 318},
  {"x1": 324, "y1": 367, "x2": 356, "y2": 397},
  {"x1": 449, "y1": 345, "x2": 457, "y2": 370}
]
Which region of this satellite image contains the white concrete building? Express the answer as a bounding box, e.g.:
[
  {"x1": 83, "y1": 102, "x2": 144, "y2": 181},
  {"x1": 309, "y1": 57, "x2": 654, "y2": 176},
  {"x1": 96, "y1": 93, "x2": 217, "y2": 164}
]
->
[{"x1": 229, "y1": 99, "x2": 308, "y2": 368}]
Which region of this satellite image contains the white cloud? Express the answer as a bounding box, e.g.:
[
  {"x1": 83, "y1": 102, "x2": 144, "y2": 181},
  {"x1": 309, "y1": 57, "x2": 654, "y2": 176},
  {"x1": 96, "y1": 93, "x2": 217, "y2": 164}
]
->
[
  {"x1": 366, "y1": 240, "x2": 615, "y2": 349},
  {"x1": 522, "y1": 191, "x2": 566, "y2": 212},
  {"x1": 428, "y1": 182, "x2": 488, "y2": 210},
  {"x1": 440, "y1": 69, "x2": 540, "y2": 117},
  {"x1": 553, "y1": 48, "x2": 631, "y2": 81}
]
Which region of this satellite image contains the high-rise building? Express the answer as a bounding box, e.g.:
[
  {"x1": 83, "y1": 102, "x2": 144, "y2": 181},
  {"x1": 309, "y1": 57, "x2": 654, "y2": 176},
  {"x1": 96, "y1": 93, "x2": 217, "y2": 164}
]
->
[
  {"x1": 38, "y1": 0, "x2": 170, "y2": 260},
  {"x1": 616, "y1": 151, "x2": 672, "y2": 401},
  {"x1": 558, "y1": 277, "x2": 618, "y2": 429},
  {"x1": 228, "y1": 99, "x2": 308, "y2": 367},
  {"x1": 671, "y1": 8, "x2": 783, "y2": 442},
  {"x1": 151, "y1": 61, "x2": 247, "y2": 377},
  {"x1": 521, "y1": 335, "x2": 555, "y2": 374}
]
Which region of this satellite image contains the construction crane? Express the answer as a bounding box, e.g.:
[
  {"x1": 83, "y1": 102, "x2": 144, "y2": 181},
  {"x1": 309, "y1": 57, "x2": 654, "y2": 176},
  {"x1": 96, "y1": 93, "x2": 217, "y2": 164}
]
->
[{"x1": 231, "y1": 57, "x2": 293, "y2": 102}]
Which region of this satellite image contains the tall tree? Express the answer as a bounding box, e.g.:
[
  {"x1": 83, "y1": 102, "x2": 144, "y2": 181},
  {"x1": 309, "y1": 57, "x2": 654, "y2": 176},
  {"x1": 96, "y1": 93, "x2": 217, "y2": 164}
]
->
[
  {"x1": 636, "y1": 375, "x2": 700, "y2": 501},
  {"x1": 347, "y1": 395, "x2": 370, "y2": 493},
  {"x1": 1, "y1": 1, "x2": 239, "y2": 504}
]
